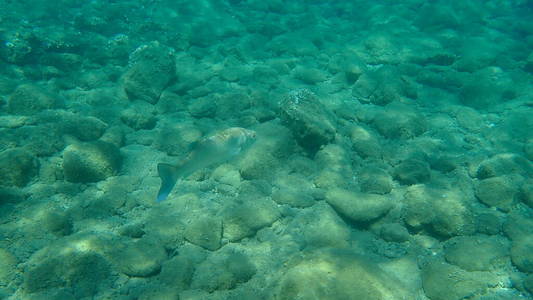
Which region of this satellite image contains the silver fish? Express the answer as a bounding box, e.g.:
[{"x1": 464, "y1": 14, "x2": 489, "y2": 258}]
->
[{"x1": 156, "y1": 127, "x2": 257, "y2": 202}]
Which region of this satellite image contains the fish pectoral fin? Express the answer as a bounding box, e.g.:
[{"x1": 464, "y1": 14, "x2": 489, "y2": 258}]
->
[{"x1": 156, "y1": 163, "x2": 179, "y2": 202}]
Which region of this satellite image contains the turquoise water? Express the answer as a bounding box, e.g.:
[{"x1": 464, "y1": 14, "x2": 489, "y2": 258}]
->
[{"x1": 0, "y1": 0, "x2": 532, "y2": 299}]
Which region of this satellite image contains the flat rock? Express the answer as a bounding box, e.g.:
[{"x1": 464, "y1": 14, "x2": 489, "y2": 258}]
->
[
  {"x1": 8, "y1": 84, "x2": 61, "y2": 115},
  {"x1": 222, "y1": 197, "x2": 280, "y2": 242}
]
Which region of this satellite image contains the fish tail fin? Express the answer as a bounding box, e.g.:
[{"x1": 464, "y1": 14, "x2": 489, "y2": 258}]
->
[{"x1": 156, "y1": 163, "x2": 179, "y2": 202}]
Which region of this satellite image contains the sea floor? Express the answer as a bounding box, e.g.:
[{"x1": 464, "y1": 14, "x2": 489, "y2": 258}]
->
[{"x1": 0, "y1": 0, "x2": 532, "y2": 299}]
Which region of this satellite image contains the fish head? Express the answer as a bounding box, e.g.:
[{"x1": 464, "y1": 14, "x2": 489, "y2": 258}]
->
[{"x1": 235, "y1": 128, "x2": 257, "y2": 149}]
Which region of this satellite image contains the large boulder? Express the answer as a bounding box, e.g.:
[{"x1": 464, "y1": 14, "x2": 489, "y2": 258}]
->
[{"x1": 325, "y1": 188, "x2": 393, "y2": 224}]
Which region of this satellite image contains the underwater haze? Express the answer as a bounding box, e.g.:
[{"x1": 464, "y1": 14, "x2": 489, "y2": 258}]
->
[{"x1": 1, "y1": 0, "x2": 532, "y2": 299}]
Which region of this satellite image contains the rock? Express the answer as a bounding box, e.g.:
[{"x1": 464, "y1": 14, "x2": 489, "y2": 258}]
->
[
  {"x1": 475, "y1": 212, "x2": 504, "y2": 235},
  {"x1": 8, "y1": 84, "x2": 60, "y2": 115},
  {"x1": 475, "y1": 176, "x2": 519, "y2": 210},
  {"x1": 349, "y1": 125, "x2": 382, "y2": 158},
  {"x1": 222, "y1": 197, "x2": 280, "y2": 242},
  {"x1": 510, "y1": 237, "x2": 533, "y2": 273},
  {"x1": 459, "y1": 68, "x2": 516, "y2": 109},
  {"x1": 525, "y1": 274, "x2": 533, "y2": 294},
  {"x1": 108, "y1": 236, "x2": 167, "y2": 277},
  {"x1": 313, "y1": 144, "x2": 353, "y2": 190},
  {"x1": 476, "y1": 153, "x2": 532, "y2": 179},
  {"x1": 421, "y1": 260, "x2": 499, "y2": 300},
  {"x1": 122, "y1": 41, "x2": 176, "y2": 104},
  {"x1": 211, "y1": 164, "x2": 241, "y2": 187},
  {"x1": 183, "y1": 216, "x2": 222, "y2": 251},
  {"x1": 187, "y1": 96, "x2": 217, "y2": 118},
  {"x1": 43, "y1": 210, "x2": 73, "y2": 236},
  {"x1": 158, "y1": 255, "x2": 194, "y2": 290},
  {"x1": 22, "y1": 233, "x2": 114, "y2": 298},
  {"x1": 380, "y1": 223, "x2": 410, "y2": 242},
  {"x1": 520, "y1": 181, "x2": 533, "y2": 208},
  {"x1": 271, "y1": 174, "x2": 318, "y2": 208},
  {"x1": 393, "y1": 159, "x2": 431, "y2": 185},
  {"x1": 503, "y1": 211, "x2": 533, "y2": 241},
  {"x1": 444, "y1": 235, "x2": 510, "y2": 271},
  {"x1": 272, "y1": 248, "x2": 411, "y2": 300},
  {"x1": 359, "y1": 167, "x2": 393, "y2": 194},
  {"x1": 279, "y1": 89, "x2": 336, "y2": 154},
  {"x1": 285, "y1": 202, "x2": 350, "y2": 249},
  {"x1": 36, "y1": 110, "x2": 108, "y2": 141},
  {"x1": 0, "y1": 148, "x2": 39, "y2": 187},
  {"x1": 191, "y1": 248, "x2": 256, "y2": 292},
  {"x1": 120, "y1": 102, "x2": 157, "y2": 130},
  {"x1": 352, "y1": 66, "x2": 416, "y2": 105},
  {"x1": 372, "y1": 105, "x2": 427, "y2": 139},
  {"x1": 402, "y1": 185, "x2": 475, "y2": 237},
  {"x1": 292, "y1": 66, "x2": 328, "y2": 84},
  {"x1": 63, "y1": 141, "x2": 122, "y2": 183},
  {"x1": 0, "y1": 248, "x2": 17, "y2": 286},
  {"x1": 325, "y1": 188, "x2": 393, "y2": 223}
]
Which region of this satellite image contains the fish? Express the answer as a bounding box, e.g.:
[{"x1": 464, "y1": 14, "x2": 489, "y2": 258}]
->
[{"x1": 156, "y1": 127, "x2": 257, "y2": 202}]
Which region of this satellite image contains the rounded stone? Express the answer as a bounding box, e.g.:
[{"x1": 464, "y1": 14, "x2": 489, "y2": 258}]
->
[
  {"x1": 444, "y1": 235, "x2": 510, "y2": 271},
  {"x1": 0, "y1": 148, "x2": 39, "y2": 187},
  {"x1": 475, "y1": 176, "x2": 518, "y2": 209},
  {"x1": 183, "y1": 216, "x2": 222, "y2": 251},
  {"x1": 8, "y1": 84, "x2": 59, "y2": 115},
  {"x1": 359, "y1": 167, "x2": 393, "y2": 194},
  {"x1": 63, "y1": 141, "x2": 122, "y2": 183},
  {"x1": 325, "y1": 188, "x2": 393, "y2": 223},
  {"x1": 109, "y1": 237, "x2": 167, "y2": 277},
  {"x1": 393, "y1": 159, "x2": 431, "y2": 185},
  {"x1": 511, "y1": 238, "x2": 533, "y2": 273},
  {"x1": 380, "y1": 223, "x2": 410, "y2": 242}
]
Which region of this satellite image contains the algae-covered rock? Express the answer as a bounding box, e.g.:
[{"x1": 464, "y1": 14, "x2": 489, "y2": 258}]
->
[
  {"x1": 476, "y1": 153, "x2": 532, "y2": 179},
  {"x1": 359, "y1": 167, "x2": 393, "y2": 194},
  {"x1": 353, "y1": 66, "x2": 416, "y2": 106},
  {"x1": 475, "y1": 176, "x2": 519, "y2": 210},
  {"x1": 222, "y1": 197, "x2": 281, "y2": 242},
  {"x1": 313, "y1": 144, "x2": 354, "y2": 190},
  {"x1": 510, "y1": 237, "x2": 533, "y2": 273},
  {"x1": 122, "y1": 41, "x2": 176, "y2": 104},
  {"x1": 402, "y1": 185, "x2": 475, "y2": 237},
  {"x1": 36, "y1": 110, "x2": 108, "y2": 141},
  {"x1": 325, "y1": 188, "x2": 393, "y2": 223},
  {"x1": 63, "y1": 140, "x2": 122, "y2": 183},
  {"x1": 421, "y1": 260, "x2": 500, "y2": 300},
  {"x1": 183, "y1": 216, "x2": 222, "y2": 251},
  {"x1": 282, "y1": 201, "x2": 350, "y2": 249},
  {"x1": 379, "y1": 223, "x2": 410, "y2": 243},
  {"x1": 272, "y1": 248, "x2": 411, "y2": 300},
  {"x1": 393, "y1": 159, "x2": 431, "y2": 185},
  {"x1": 0, "y1": 248, "x2": 17, "y2": 286},
  {"x1": 191, "y1": 248, "x2": 256, "y2": 292},
  {"x1": 444, "y1": 235, "x2": 510, "y2": 271},
  {"x1": 279, "y1": 89, "x2": 336, "y2": 154},
  {"x1": 349, "y1": 125, "x2": 382, "y2": 159},
  {"x1": 372, "y1": 105, "x2": 427, "y2": 139},
  {"x1": 22, "y1": 233, "x2": 114, "y2": 298},
  {"x1": 0, "y1": 147, "x2": 39, "y2": 187},
  {"x1": 120, "y1": 102, "x2": 157, "y2": 130},
  {"x1": 292, "y1": 66, "x2": 328, "y2": 84},
  {"x1": 108, "y1": 236, "x2": 167, "y2": 277},
  {"x1": 8, "y1": 84, "x2": 60, "y2": 115},
  {"x1": 158, "y1": 255, "x2": 194, "y2": 291},
  {"x1": 272, "y1": 173, "x2": 318, "y2": 208}
]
